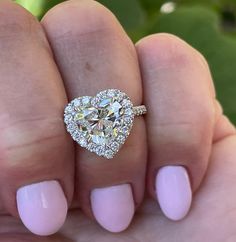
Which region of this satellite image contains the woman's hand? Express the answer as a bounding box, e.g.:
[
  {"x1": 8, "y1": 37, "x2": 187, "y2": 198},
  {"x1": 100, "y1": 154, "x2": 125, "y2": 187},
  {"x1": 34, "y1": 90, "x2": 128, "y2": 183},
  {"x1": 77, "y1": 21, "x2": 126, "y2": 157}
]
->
[{"x1": 0, "y1": 0, "x2": 236, "y2": 241}]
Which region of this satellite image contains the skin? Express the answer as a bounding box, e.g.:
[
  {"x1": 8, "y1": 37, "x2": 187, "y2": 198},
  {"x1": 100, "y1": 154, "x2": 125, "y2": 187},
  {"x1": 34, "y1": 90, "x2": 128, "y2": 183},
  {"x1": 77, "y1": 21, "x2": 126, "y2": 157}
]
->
[{"x1": 0, "y1": 0, "x2": 236, "y2": 241}]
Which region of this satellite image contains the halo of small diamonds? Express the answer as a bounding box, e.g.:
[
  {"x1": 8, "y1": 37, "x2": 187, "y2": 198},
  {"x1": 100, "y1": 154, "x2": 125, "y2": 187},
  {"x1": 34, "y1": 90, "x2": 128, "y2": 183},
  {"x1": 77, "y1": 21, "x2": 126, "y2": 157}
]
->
[{"x1": 64, "y1": 89, "x2": 145, "y2": 159}]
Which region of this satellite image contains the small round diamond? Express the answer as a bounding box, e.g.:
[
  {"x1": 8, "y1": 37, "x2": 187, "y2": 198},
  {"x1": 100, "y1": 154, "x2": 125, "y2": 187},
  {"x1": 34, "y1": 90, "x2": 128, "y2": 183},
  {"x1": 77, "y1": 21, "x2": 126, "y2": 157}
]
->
[
  {"x1": 124, "y1": 116, "x2": 133, "y2": 125},
  {"x1": 122, "y1": 125, "x2": 130, "y2": 134},
  {"x1": 79, "y1": 137, "x2": 87, "y2": 147},
  {"x1": 72, "y1": 131, "x2": 80, "y2": 141},
  {"x1": 72, "y1": 98, "x2": 81, "y2": 108},
  {"x1": 82, "y1": 96, "x2": 91, "y2": 106},
  {"x1": 122, "y1": 99, "x2": 132, "y2": 108},
  {"x1": 107, "y1": 89, "x2": 116, "y2": 97},
  {"x1": 64, "y1": 114, "x2": 73, "y2": 124},
  {"x1": 64, "y1": 105, "x2": 73, "y2": 114},
  {"x1": 109, "y1": 141, "x2": 119, "y2": 151},
  {"x1": 87, "y1": 143, "x2": 96, "y2": 152},
  {"x1": 104, "y1": 150, "x2": 114, "y2": 159},
  {"x1": 91, "y1": 97, "x2": 99, "y2": 107},
  {"x1": 124, "y1": 107, "x2": 133, "y2": 116},
  {"x1": 67, "y1": 123, "x2": 77, "y2": 133},
  {"x1": 95, "y1": 146, "x2": 105, "y2": 156},
  {"x1": 117, "y1": 135, "x2": 126, "y2": 144}
]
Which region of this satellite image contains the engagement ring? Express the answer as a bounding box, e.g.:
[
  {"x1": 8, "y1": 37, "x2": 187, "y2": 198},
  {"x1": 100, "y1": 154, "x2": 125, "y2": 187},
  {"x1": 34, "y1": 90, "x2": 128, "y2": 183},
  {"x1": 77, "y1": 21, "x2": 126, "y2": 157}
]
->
[{"x1": 64, "y1": 89, "x2": 147, "y2": 159}]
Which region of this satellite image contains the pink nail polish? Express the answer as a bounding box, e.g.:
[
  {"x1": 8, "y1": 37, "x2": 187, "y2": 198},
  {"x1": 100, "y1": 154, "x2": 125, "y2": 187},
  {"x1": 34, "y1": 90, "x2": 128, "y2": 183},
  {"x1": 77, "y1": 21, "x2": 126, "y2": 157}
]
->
[
  {"x1": 17, "y1": 180, "x2": 68, "y2": 236},
  {"x1": 91, "y1": 184, "x2": 135, "y2": 233},
  {"x1": 155, "y1": 166, "x2": 192, "y2": 221}
]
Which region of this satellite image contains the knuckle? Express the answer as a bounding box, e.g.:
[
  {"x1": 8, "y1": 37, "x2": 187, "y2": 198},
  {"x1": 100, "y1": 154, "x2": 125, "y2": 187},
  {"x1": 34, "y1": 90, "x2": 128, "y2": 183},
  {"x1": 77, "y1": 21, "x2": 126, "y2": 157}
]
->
[
  {"x1": 0, "y1": 116, "x2": 67, "y2": 176},
  {"x1": 0, "y1": 1, "x2": 48, "y2": 47},
  {"x1": 137, "y1": 33, "x2": 207, "y2": 70},
  {"x1": 151, "y1": 121, "x2": 209, "y2": 162},
  {"x1": 42, "y1": 0, "x2": 137, "y2": 74},
  {"x1": 42, "y1": 0, "x2": 137, "y2": 61},
  {"x1": 0, "y1": 2, "x2": 32, "y2": 36},
  {"x1": 43, "y1": 0, "x2": 117, "y2": 36}
]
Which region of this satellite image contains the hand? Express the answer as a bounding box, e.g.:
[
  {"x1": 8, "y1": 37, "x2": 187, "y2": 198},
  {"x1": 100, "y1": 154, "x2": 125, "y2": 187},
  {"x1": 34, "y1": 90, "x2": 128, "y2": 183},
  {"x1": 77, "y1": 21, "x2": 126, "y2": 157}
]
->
[{"x1": 0, "y1": 1, "x2": 236, "y2": 241}]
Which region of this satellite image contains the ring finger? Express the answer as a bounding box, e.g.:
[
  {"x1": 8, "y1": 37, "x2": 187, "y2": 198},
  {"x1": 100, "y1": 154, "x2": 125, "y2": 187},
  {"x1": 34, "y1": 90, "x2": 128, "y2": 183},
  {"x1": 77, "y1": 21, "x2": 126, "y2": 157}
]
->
[{"x1": 42, "y1": 0, "x2": 147, "y2": 233}]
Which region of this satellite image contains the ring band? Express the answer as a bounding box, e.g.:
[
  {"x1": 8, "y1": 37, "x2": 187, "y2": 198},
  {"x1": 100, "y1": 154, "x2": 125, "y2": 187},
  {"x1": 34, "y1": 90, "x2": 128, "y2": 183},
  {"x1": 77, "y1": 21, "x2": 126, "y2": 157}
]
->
[
  {"x1": 64, "y1": 89, "x2": 147, "y2": 159},
  {"x1": 133, "y1": 105, "x2": 147, "y2": 116}
]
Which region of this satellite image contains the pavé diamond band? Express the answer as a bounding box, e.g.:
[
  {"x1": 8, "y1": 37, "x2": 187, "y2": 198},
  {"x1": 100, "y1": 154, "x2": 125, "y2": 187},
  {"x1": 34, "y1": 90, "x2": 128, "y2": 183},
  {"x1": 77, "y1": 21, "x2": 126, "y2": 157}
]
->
[{"x1": 64, "y1": 89, "x2": 147, "y2": 159}]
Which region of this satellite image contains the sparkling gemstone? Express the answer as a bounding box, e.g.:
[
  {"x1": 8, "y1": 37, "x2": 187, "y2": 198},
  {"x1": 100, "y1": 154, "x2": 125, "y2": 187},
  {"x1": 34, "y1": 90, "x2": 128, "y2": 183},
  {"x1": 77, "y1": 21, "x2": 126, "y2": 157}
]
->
[
  {"x1": 67, "y1": 123, "x2": 76, "y2": 133},
  {"x1": 105, "y1": 149, "x2": 114, "y2": 159},
  {"x1": 117, "y1": 135, "x2": 126, "y2": 144},
  {"x1": 64, "y1": 89, "x2": 134, "y2": 158},
  {"x1": 109, "y1": 141, "x2": 119, "y2": 151},
  {"x1": 75, "y1": 98, "x2": 124, "y2": 146},
  {"x1": 79, "y1": 137, "x2": 87, "y2": 147},
  {"x1": 72, "y1": 99, "x2": 81, "y2": 108},
  {"x1": 82, "y1": 96, "x2": 91, "y2": 105},
  {"x1": 95, "y1": 145, "x2": 105, "y2": 156},
  {"x1": 64, "y1": 105, "x2": 73, "y2": 114},
  {"x1": 64, "y1": 114, "x2": 73, "y2": 124}
]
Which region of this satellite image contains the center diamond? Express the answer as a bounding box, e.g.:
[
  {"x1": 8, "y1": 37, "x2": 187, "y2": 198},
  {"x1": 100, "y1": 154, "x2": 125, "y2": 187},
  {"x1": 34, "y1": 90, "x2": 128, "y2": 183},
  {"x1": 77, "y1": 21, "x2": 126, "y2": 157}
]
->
[
  {"x1": 75, "y1": 98, "x2": 124, "y2": 145},
  {"x1": 64, "y1": 89, "x2": 134, "y2": 159}
]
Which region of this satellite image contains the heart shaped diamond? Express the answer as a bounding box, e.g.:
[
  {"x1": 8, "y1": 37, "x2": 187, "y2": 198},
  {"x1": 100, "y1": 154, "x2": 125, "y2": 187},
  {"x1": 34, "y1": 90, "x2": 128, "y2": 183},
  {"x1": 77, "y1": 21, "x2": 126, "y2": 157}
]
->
[{"x1": 64, "y1": 89, "x2": 134, "y2": 159}]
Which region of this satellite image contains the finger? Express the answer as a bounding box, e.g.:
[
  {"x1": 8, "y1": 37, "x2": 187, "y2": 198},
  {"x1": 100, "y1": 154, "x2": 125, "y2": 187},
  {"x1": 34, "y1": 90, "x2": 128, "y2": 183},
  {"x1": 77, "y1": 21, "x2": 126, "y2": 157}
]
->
[
  {"x1": 213, "y1": 100, "x2": 236, "y2": 141},
  {"x1": 136, "y1": 34, "x2": 215, "y2": 220},
  {"x1": 173, "y1": 125, "x2": 236, "y2": 241},
  {"x1": 42, "y1": 0, "x2": 147, "y2": 232},
  {"x1": 214, "y1": 115, "x2": 236, "y2": 141},
  {"x1": 0, "y1": 1, "x2": 74, "y2": 235}
]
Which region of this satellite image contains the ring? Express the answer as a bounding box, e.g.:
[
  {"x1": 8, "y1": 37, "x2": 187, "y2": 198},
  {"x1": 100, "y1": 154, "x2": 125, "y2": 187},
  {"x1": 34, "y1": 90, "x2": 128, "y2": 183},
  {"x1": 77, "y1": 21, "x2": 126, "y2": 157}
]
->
[{"x1": 64, "y1": 89, "x2": 147, "y2": 159}]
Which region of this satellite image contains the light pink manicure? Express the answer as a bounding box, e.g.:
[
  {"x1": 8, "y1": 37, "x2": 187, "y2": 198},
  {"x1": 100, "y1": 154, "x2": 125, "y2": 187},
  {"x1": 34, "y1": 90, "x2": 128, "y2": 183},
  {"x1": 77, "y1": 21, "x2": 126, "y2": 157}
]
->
[
  {"x1": 91, "y1": 184, "x2": 135, "y2": 233},
  {"x1": 156, "y1": 166, "x2": 192, "y2": 221},
  {"x1": 17, "y1": 180, "x2": 68, "y2": 236}
]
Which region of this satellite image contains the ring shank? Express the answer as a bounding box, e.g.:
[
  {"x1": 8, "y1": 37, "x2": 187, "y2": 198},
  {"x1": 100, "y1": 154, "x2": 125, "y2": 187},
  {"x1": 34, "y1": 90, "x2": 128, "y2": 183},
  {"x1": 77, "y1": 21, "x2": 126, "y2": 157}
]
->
[{"x1": 133, "y1": 105, "x2": 147, "y2": 116}]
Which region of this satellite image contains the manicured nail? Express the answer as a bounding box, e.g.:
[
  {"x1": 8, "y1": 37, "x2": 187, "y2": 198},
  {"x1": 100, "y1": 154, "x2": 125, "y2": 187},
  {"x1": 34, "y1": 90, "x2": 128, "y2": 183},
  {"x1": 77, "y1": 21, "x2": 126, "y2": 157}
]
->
[
  {"x1": 17, "y1": 180, "x2": 68, "y2": 236},
  {"x1": 91, "y1": 184, "x2": 135, "y2": 233},
  {"x1": 155, "y1": 166, "x2": 192, "y2": 221}
]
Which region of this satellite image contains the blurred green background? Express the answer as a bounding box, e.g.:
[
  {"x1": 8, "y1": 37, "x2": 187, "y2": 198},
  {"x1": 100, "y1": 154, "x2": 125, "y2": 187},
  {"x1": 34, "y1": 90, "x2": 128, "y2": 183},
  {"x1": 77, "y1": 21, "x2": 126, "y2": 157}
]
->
[{"x1": 15, "y1": 0, "x2": 236, "y2": 124}]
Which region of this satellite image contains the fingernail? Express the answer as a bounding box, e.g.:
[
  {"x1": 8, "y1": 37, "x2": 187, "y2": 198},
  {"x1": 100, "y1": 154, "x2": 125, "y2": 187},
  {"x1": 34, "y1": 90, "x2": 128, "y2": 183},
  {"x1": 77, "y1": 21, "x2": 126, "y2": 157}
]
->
[
  {"x1": 155, "y1": 166, "x2": 192, "y2": 221},
  {"x1": 17, "y1": 180, "x2": 68, "y2": 236},
  {"x1": 91, "y1": 184, "x2": 135, "y2": 233}
]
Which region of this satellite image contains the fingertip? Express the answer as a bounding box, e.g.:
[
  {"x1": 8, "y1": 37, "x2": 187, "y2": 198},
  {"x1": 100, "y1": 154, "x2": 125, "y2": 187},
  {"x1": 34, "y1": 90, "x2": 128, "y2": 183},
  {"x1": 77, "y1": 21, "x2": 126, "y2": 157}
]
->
[
  {"x1": 41, "y1": 0, "x2": 118, "y2": 36},
  {"x1": 91, "y1": 184, "x2": 135, "y2": 232},
  {"x1": 17, "y1": 180, "x2": 68, "y2": 236},
  {"x1": 136, "y1": 33, "x2": 205, "y2": 71},
  {"x1": 155, "y1": 166, "x2": 192, "y2": 221}
]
